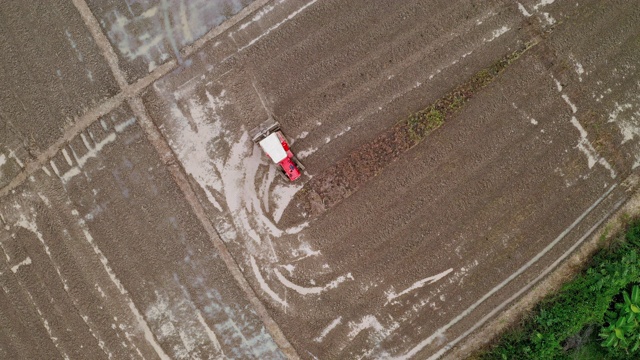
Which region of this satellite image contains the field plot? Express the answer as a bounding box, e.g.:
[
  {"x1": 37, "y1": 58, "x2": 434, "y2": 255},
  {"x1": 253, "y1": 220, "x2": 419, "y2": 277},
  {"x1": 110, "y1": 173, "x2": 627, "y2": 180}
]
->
[
  {"x1": 0, "y1": 105, "x2": 284, "y2": 359},
  {"x1": 143, "y1": 0, "x2": 640, "y2": 358},
  {"x1": 0, "y1": 1, "x2": 119, "y2": 187},
  {"x1": 2, "y1": 0, "x2": 640, "y2": 359},
  {"x1": 85, "y1": 0, "x2": 256, "y2": 82}
]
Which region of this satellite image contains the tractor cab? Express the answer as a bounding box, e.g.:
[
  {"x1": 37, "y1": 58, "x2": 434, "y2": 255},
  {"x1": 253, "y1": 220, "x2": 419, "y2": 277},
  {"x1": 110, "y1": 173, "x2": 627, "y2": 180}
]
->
[{"x1": 251, "y1": 118, "x2": 304, "y2": 181}]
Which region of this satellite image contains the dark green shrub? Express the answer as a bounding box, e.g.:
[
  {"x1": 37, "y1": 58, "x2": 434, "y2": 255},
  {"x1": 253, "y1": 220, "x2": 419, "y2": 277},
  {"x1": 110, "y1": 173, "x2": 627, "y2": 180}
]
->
[
  {"x1": 479, "y1": 219, "x2": 640, "y2": 359},
  {"x1": 600, "y1": 285, "x2": 640, "y2": 354}
]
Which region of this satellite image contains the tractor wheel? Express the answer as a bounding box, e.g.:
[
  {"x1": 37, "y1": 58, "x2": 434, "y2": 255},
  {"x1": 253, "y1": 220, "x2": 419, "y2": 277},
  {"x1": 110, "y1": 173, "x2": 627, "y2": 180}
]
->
[
  {"x1": 292, "y1": 156, "x2": 305, "y2": 170},
  {"x1": 278, "y1": 167, "x2": 289, "y2": 180}
]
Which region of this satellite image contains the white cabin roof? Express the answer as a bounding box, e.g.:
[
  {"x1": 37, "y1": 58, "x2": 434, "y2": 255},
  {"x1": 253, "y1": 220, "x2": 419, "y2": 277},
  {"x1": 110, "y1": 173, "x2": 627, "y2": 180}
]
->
[{"x1": 259, "y1": 133, "x2": 287, "y2": 163}]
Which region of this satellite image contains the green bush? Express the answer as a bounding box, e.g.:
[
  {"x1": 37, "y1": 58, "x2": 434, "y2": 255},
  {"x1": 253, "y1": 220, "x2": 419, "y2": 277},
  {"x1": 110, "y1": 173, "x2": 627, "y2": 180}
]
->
[
  {"x1": 600, "y1": 284, "x2": 640, "y2": 355},
  {"x1": 479, "y1": 220, "x2": 640, "y2": 360}
]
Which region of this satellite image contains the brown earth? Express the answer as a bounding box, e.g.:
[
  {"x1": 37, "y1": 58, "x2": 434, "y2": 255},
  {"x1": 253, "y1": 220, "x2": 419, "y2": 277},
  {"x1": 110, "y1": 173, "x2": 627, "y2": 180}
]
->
[
  {"x1": 293, "y1": 41, "x2": 539, "y2": 218},
  {"x1": 2, "y1": 0, "x2": 640, "y2": 359}
]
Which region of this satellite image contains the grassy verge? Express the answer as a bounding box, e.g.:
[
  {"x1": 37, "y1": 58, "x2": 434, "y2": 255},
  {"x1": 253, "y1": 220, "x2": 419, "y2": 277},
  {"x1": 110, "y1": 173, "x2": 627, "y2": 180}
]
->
[{"x1": 473, "y1": 218, "x2": 640, "y2": 360}]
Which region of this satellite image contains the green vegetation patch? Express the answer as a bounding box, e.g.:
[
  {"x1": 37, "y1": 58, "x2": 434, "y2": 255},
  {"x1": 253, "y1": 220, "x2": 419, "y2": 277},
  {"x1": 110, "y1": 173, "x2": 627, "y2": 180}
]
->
[
  {"x1": 475, "y1": 218, "x2": 640, "y2": 360},
  {"x1": 405, "y1": 40, "x2": 537, "y2": 143}
]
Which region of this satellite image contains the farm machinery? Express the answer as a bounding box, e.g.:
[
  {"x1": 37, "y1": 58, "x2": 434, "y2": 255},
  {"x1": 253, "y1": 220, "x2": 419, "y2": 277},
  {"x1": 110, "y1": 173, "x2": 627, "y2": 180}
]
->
[{"x1": 250, "y1": 118, "x2": 305, "y2": 181}]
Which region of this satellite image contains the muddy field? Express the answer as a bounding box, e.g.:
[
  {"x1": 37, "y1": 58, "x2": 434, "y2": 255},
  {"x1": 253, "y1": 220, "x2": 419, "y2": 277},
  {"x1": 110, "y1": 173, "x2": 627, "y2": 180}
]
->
[{"x1": 2, "y1": 0, "x2": 640, "y2": 359}]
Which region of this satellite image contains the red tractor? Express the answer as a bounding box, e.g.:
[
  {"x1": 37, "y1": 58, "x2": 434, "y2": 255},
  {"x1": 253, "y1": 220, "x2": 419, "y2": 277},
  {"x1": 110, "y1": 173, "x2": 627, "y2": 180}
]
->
[{"x1": 250, "y1": 118, "x2": 305, "y2": 181}]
